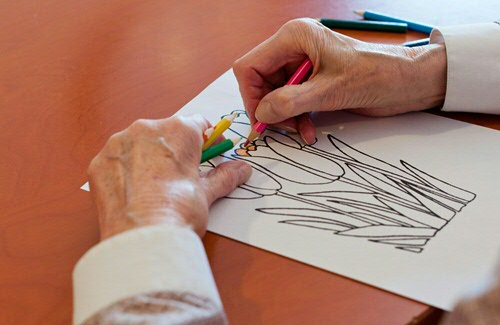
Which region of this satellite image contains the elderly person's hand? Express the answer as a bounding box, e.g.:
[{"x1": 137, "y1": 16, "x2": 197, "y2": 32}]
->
[
  {"x1": 233, "y1": 18, "x2": 447, "y2": 144},
  {"x1": 88, "y1": 114, "x2": 252, "y2": 240}
]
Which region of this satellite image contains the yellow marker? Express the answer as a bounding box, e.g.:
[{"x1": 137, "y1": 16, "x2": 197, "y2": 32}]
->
[{"x1": 202, "y1": 112, "x2": 237, "y2": 150}]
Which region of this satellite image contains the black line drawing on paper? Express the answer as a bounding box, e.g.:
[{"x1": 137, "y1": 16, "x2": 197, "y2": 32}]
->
[{"x1": 200, "y1": 110, "x2": 477, "y2": 253}]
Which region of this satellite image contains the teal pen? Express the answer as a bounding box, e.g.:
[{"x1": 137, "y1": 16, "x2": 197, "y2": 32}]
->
[
  {"x1": 355, "y1": 10, "x2": 434, "y2": 34},
  {"x1": 403, "y1": 38, "x2": 430, "y2": 47},
  {"x1": 317, "y1": 18, "x2": 407, "y2": 33}
]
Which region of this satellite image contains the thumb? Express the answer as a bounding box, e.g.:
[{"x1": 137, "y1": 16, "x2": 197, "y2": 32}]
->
[
  {"x1": 201, "y1": 160, "x2": 252, "y2": 205},
  {"x1": 254, "y1": 80, "x2": 324, "y2": 124}
]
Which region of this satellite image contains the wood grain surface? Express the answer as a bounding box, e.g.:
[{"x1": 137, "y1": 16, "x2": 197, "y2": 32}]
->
[{"x1": 1, "y1": 1, "x2": 499, "y2": 324}]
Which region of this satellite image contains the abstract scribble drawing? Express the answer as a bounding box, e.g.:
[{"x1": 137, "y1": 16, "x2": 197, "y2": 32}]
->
[{"x1": 201, "y1": 110, "x2": 476, "y2": 253}]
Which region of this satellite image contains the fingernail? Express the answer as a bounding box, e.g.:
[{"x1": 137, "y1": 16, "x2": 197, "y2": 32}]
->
[
  {"x1": 300, "y1": 131, "x2": 315, "y2": 145},
  {"x1": 300, "y1": 132, "x2": 308, "y2": 145},
  {"x1": 238, "y1": 163, "x2": 252, "y2": 182}
]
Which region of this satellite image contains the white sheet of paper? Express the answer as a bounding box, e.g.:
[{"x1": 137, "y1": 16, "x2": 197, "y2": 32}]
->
[
  {"x1": 176, "y1": 69, "x2": 500, "y2": 311},
  {"x1": 81, "y1": 182, "x2": 90, "y2": 191}
]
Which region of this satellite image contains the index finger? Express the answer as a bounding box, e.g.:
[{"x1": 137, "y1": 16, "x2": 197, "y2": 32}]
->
[
  {"x1": 233, "y1": 20, "x2": 317, "y2": 125},
  {"x1": 155, "y1": 114, "x2": 213, "y2": 164}
]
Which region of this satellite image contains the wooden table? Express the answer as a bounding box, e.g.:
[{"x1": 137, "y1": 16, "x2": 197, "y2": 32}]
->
[{"x1": 1, "y1": 1, "x2": 499, "y2": 324}]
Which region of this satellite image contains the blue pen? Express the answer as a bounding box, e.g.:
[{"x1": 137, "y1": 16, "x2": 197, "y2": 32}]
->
[
  {"x1": 403, "y1": 38, "x2": 430, "y2": 47},
  {"x1": 355, "y1": 10, "x2": 434, "y2": 34}
]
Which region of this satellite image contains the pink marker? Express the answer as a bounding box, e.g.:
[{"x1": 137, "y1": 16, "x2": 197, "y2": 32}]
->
[{"x1": 244, "y1": 58, "x2": 313, "y2": 146}]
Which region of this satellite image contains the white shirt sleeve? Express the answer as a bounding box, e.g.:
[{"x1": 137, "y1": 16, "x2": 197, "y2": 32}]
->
[
  {"x1": 72, "y1": 225, "x2": 221, "y2": 325},
  {"x1": 430, "y1": 22, "x2": 500, "y2": 114}
]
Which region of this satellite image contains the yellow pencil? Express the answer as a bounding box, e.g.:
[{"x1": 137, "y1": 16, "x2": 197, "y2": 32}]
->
[{"x1": 202, "y1": 112, "x2": 238, "y2": 150}]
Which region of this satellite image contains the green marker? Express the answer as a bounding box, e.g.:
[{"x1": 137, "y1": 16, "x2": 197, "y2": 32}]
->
[
  {"x1": 317, "y1": 18, "x2": 407, "y2": 33},
  {"x1": 201, "y1": 137, "x2": 241, "y2": 163},
  {"x1": 354, "y1": 10, "x2": 433, "y2": 34}
]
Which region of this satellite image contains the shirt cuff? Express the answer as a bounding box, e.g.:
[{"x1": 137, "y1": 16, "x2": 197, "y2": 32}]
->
[
  {"x1": 430, "y1": 22, "x2": 500, "y2": 114},
  {"x1": 73, "y1": 225, "x2": 221, "y2": 325}
]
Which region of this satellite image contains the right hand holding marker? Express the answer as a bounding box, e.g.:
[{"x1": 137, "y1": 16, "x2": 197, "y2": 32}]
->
[{"x1": 233, "y1": 18, "x2": 447, "y2": 144}]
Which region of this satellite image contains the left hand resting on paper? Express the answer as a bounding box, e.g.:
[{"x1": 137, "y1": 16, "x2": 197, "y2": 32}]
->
[{"x1": 87, "y1": 115, "x2": 252, "y2": 240}]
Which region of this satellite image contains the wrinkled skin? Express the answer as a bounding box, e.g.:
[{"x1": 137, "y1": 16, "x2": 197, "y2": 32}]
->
[
  {"x1": 233, "y1": 18, "x2": 447, "y2": 144},
  {"x1": 88, "y1": 114, "x2": 252, "y2": 240}
]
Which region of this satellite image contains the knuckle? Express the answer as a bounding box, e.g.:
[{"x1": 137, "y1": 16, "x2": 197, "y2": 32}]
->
[
  {"x1": 160, "y1": 115, "x2": 205, "y2": 140},
  {"x1": 281, "y1": 18, "x2": 324, "y2": 50},
  {"x1": 214, "y1": 168, "x2": 237, "y2": 195},
  {"x1": 179, "y1": 114, "x2": 207, "y2": 135},
  {"x1": 190, "y1": 113, "x2": 209, "y2": 126},
  {"x1": 128, "y1": 118, "x2": 154, "y2": 134},
  {"x1": 232, "y1": 57, "x2": 252, "y2": 82},
  {"x1": 282, "y1": 18, "x2": 301, "y2": 31},
  {"x1": 106, "y1": 131, "x2": 121, "y2": 145},
  {"x1": 104, "y1": 130, "x2": 125, "y2": 150},
  {"x1": 87, "y1": 155, "x2": 104, "y2": 178},
  {"x1": 232, "y1": 57, "x2": 244, "y2": 75},
  {"x1": 275, "y1": 92, "x2": 295, "y2": 117},
  {"x1": 170, "y1": 115, "x2": 205, "y2": 148},
  {"x1": 166, "y1": 116, "x2": 185, "y2": 130},
  {"x1": 282, "y1": 18, "x2": 315, "y2": 33}
]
